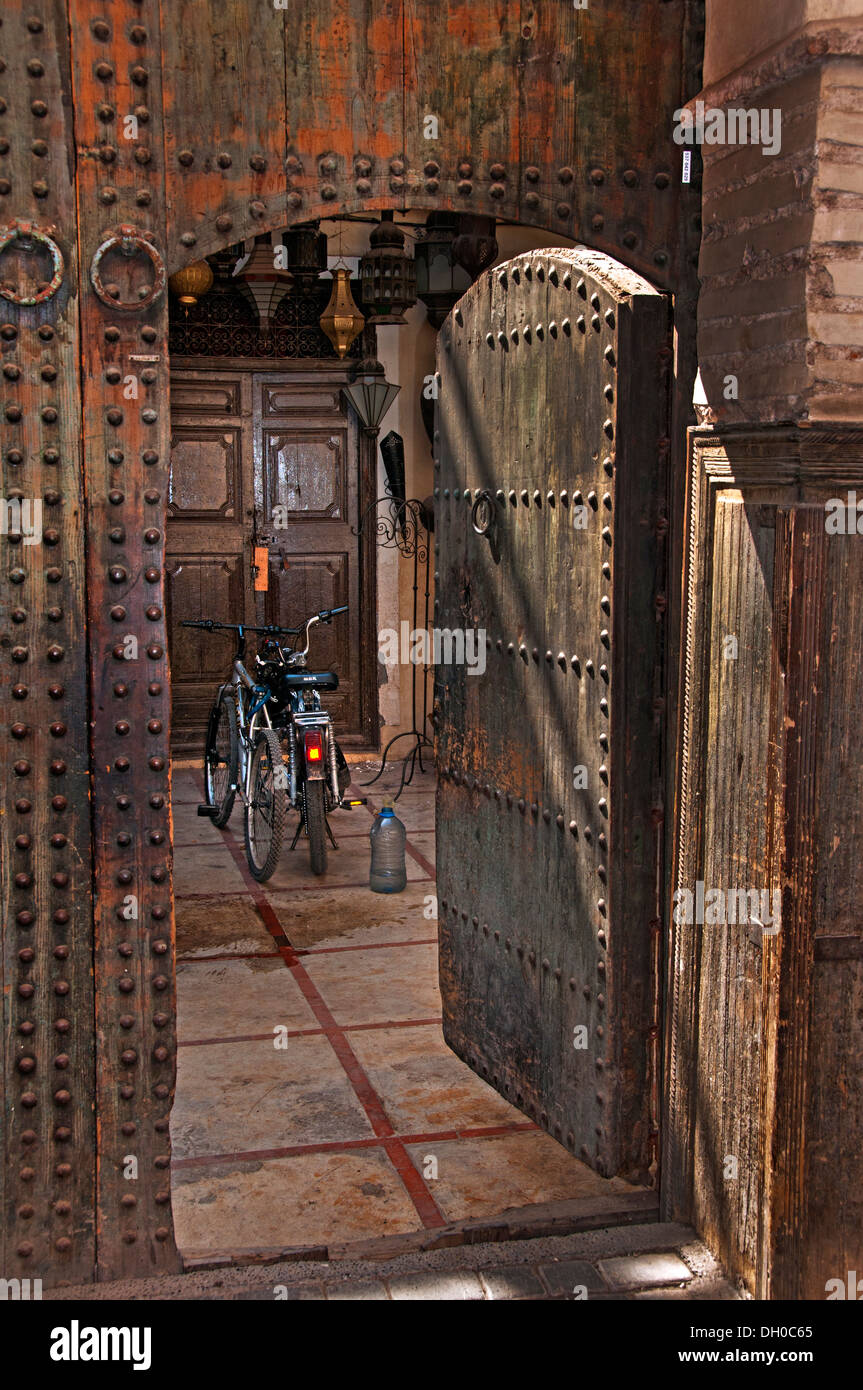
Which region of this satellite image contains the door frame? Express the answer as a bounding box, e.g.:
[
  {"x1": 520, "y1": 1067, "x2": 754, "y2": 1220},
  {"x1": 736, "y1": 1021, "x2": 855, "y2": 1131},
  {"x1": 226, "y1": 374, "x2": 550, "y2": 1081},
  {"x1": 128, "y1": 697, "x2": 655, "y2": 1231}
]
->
[{"x1": 168, "y1": 354, "x2": 381, "y2": 751}]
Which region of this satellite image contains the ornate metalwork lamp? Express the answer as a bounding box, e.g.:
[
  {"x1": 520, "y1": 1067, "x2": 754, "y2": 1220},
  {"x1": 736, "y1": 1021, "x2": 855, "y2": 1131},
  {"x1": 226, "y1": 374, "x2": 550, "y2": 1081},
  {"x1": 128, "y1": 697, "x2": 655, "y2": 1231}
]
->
[
  {"x1": 342, "y1": 357, "x2": 400, "y2": 436},
  {"x1": 320, "y1": 265, "x2": 366, "y2": 358},
  {"x1": 360, "y1": 212, "x2": 417, "y2": 324},
  {"x1": 414, "y1": 212, "x2": 472, "y2": 329}
]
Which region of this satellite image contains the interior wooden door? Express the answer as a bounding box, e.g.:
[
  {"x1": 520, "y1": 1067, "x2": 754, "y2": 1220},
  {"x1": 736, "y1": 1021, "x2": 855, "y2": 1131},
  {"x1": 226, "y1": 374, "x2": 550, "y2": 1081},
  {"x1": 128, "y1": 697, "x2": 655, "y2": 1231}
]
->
[
  {"x1": 167, "y1": 370, "x2": 254, "y2": 754},
  {"x1": 168, "y1": 364, "x2": 378, "y2": 753}
]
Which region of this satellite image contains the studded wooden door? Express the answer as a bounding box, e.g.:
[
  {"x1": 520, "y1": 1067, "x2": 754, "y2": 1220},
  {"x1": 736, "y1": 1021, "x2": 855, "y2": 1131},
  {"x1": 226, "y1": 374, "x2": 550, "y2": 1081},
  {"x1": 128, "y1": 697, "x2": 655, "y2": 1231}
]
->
[{"x1": 435, "y1": 247, "x2": 668, "y2": 1182}]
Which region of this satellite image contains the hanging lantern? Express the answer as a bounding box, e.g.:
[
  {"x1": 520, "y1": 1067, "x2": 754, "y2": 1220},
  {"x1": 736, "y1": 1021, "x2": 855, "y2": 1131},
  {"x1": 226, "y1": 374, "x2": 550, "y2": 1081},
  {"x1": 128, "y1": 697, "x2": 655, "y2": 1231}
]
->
[
  {"x1": 239, "y1": 233, "x2": 293, "y2": 338},
  {"x1": 414, "y1": 213, "x2": 472, "y2": 330},
  {"x1": 360, "y1": 212, "x2": 417, "y2": 324},
  {"x1": 343, "y1": 357, "x2": 400, "y2": 435},
  {"x1": 168, "y1": 258, "x2": 214, "y2": 308},
  {"x1": 282, "y1": 224, "x2": 328, "y2": 282},
  {"x1": 320, "y1": 266, "x2": 366, "y2": 359},
  {"x1": 451, "y1": 215, "x2": 498, "y2": 280}
]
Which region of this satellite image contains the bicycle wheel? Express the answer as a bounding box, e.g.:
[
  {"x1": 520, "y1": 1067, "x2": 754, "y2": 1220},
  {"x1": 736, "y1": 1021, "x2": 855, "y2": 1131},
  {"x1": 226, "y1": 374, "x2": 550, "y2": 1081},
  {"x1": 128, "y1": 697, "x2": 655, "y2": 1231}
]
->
[
  {"x1": 244, "y1": 729, "x2": 287, "y2": 882},
  {"x1": 304, "y1": 779, "x2": 328, "y2": 877},
  {"x1": 204, "y1": 692, "x2": 238, "y2": 828}
]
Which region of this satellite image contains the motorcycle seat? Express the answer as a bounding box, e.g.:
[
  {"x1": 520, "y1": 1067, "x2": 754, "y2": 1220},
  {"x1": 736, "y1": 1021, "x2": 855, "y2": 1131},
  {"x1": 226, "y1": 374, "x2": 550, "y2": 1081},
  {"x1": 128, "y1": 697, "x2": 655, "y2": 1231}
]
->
[{"x1": 280, "y1": 671, "x2": 339, "y2": 691}]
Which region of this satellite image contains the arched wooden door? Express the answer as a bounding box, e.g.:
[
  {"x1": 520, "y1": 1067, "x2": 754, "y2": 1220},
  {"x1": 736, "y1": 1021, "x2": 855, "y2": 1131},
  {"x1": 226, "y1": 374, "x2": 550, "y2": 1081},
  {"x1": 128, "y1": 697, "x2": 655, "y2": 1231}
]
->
[{"x1": 434, "y1": 247, "x2": 668, "y2": 1182}]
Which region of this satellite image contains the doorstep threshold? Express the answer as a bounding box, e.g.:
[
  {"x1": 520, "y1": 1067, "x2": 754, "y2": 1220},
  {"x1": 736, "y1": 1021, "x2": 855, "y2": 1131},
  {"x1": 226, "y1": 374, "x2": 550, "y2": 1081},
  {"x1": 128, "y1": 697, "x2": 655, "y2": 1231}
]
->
[{"x1": 181, "y1": 1187, "x2": 659, "y2": 1274}]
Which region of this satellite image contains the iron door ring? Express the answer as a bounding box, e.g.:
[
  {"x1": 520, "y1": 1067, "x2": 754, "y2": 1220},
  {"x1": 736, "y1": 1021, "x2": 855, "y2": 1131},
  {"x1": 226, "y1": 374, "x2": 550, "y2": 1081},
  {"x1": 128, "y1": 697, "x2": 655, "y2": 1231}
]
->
[
  {"x1": 471, "y1": 489, "x2": 496, "y2": 537},
  {"x1": 0, "y1": 220, "x2": 65, "y2": 305},
  {"x1": 90, "y1": 224, "x2": 166, "y2": 311}
]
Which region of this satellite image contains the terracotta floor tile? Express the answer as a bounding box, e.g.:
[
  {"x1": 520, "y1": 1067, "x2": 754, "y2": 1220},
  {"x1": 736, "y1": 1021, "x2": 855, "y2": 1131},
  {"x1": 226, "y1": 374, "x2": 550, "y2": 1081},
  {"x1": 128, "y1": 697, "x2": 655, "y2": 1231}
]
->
[
  {"x1": 173, "y1": 843, "x2": 247, "y2": 896},
  {"x1": 266, "y1": 883, "x2": 437, "y2": 951},
  {"x1": 176, "y1": 899, "x2": 271, "y2": 959},
  {"x1": 349, "y1": 1024, "x2": 522, "y2": 1133},
  {"x1": 302, "y1": 941, "x2": 441, "y2": 1026},
  {"x1": 171, "y1": 1034, "x2": 373, "y2": 1159},
  {"x1": 176, "y1": 957, "x2": 317, "y2": 1042},
  {"x1": 172, "y1": 1149, "x2": 422, "y2": 1255},
  {"x1": 404, "y1": 1132, "x2": 636, "y2": 1223}
]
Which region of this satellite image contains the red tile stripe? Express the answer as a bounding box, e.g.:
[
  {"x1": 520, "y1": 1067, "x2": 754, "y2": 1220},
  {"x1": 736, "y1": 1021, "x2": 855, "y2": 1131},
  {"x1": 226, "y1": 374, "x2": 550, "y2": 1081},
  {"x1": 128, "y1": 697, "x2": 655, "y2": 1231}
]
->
[
  {"x1": 179, "y1": 1017, "x2": 443, "y2": 1047},
  {"x1": 209, "y1": 821, "x2": 446, "y2": 1229},
  {"x1": 176, "y1": 938, "x2": 437, "y2": 964},
  {"x1": 172, "y1": 1120, "x2": 538, "y2": 1170}
]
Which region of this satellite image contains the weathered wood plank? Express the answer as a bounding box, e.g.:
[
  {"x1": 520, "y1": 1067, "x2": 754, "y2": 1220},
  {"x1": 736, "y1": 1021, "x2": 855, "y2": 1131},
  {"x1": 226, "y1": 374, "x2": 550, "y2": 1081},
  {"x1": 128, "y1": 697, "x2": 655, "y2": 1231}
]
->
[
  {"x1": 404, "y1": 0, "x2": 519, "y2": 221},
  {"x1": 69, "y1": 0, "x2": 181, "y2": 1281},
  {"x1": 162, "y1": 0, "x2": 289, "y2": 269},
  {"x1": 674, "y1": 428, "x2": 863, "y2": 1299}
]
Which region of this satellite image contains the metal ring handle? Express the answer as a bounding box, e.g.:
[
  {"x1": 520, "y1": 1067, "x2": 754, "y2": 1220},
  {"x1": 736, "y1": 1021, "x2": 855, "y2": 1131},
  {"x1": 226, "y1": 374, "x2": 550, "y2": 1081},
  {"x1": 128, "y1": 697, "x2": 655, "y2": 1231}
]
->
[
  {"x1": 89, "y1": 224, "x2": 166, "y2": 311},
  {"x1": 471, "y1": 489, "x2": 496, "y2": 537},
  {"x1": 0, "y1": 220, "x2": 64, "y2": 305}
]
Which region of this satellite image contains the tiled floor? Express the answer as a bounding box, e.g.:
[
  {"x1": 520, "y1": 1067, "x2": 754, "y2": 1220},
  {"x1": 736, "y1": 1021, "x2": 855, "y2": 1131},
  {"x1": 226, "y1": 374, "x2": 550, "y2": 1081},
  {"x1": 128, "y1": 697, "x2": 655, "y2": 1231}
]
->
[{"x1": 169, "y1": 760, "x2": 643, "y2": 1259}]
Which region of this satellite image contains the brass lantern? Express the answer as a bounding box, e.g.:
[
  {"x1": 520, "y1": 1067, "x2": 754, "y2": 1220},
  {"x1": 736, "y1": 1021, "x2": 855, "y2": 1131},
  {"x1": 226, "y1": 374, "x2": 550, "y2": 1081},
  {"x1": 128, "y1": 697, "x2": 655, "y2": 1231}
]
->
[
  {"x1": 319, "y1": 265, "x2": 365, "y2": 359},
  {"x1": 168, "y1": 259, "x2": 214, "y2": 308}
]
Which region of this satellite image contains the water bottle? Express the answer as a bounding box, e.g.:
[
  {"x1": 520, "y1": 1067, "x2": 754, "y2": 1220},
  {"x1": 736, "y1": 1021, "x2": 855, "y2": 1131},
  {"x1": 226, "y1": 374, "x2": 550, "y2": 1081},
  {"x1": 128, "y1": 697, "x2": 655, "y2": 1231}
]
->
[{"x1": 369, "y1": 799, "x2": 407, "y2": 893}]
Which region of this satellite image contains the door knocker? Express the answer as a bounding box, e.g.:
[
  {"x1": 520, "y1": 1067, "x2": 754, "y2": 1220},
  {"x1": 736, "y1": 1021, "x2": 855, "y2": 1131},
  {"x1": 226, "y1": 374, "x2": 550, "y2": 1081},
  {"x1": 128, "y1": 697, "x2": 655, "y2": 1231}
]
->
[
  {"x1": 0, "y1": 220, "x2": 65, "y2": 305},
  {"x1": 471, "y1": 488, "x2": 501, "y2": 563},
  {"x1": 89, "y1": 224, "x2": 166, "y2": 311}
]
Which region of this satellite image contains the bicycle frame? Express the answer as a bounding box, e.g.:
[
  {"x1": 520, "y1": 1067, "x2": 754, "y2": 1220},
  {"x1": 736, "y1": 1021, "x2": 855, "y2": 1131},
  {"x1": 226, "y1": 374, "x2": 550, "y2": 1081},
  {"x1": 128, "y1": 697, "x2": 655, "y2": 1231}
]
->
[{"x1": 224, "y1": 636, "x2": 275, "y2": 805}]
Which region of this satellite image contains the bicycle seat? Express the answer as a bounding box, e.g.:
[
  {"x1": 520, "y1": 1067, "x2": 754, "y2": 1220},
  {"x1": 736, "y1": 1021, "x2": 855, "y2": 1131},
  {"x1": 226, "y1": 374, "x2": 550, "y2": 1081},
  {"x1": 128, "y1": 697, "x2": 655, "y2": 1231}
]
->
[{"x1": 279, "y1": 671, "x2": 339, "y2": 692}]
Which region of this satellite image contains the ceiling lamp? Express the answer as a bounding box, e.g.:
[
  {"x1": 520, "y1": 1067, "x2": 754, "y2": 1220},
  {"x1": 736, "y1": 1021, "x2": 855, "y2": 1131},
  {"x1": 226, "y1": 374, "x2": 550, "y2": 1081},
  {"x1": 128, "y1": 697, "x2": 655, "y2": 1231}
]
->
[
  {"x1": 282, "y1": 224, "x2": 328, "y2": 282},
  {"x1": 451, "y1": 215, "x2": 498, "y2": 280},
  {"x1": 168, "y1": 259, "x2": 214, "y2": 309},
  {"x1": 320, "y1": 265, "x2": 366, "y2": 359},
  {"x1": 238, "y1": 233, "x2": 292, "y2": 337},
  {"x1": 414, "y1": 213, "x2": 472, "y2": 330},
  {"x1": 360, "y1": 212, "x2": 417, "y2": 325},
  {"x1": 343, "y1": 357, "x2": 400, "y2": 436}
]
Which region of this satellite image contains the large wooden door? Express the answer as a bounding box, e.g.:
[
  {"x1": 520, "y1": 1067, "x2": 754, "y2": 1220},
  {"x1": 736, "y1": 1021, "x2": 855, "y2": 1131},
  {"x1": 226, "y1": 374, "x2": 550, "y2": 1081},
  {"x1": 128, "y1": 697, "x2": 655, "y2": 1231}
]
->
[
  {"x1": 167, "y1": 367, "x2": 376, "y2": 753},
  {"x1": 435, "y1": 248, "x2": 668, "y2": 1182}
]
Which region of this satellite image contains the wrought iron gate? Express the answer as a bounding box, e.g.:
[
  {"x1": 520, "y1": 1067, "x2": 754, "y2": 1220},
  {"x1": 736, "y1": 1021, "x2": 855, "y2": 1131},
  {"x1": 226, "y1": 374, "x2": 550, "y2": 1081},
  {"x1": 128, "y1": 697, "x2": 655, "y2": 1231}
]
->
[{"x1": 434, "y1": 247, "x2": 668, "y2": 1182}]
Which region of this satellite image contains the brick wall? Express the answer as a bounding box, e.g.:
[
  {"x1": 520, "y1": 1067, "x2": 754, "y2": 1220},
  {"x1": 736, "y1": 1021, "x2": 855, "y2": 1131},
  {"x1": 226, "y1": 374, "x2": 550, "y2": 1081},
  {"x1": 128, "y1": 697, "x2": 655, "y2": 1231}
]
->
[{"x1": 693, "y1": 17, "x2": 863, "y2": 424}]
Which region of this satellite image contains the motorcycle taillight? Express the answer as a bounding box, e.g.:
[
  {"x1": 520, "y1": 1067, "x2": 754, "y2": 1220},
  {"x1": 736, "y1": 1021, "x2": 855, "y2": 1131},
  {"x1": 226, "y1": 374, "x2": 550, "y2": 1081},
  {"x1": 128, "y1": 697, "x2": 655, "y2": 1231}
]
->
[{"x1": 304, "y1": 730, "x2": 324, "y2": 763}]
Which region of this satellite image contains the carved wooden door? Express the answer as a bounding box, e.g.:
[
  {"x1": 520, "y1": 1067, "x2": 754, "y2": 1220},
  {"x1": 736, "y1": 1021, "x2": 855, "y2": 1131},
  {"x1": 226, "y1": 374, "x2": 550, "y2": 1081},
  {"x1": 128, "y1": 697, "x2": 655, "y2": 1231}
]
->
[{"x1": 167, "y1": 367, "x2": 375, "y2": 753}]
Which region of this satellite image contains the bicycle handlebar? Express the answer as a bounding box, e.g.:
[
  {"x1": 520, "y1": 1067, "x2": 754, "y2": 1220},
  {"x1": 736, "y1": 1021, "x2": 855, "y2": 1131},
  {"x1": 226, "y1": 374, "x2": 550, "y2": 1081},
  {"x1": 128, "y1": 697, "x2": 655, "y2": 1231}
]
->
[
  {"x1": 180, "y1": 619, "x2": 302, "y2": 636},
  {"x1": 181, "y1": 607, "x2": 347, "y2": 635}
]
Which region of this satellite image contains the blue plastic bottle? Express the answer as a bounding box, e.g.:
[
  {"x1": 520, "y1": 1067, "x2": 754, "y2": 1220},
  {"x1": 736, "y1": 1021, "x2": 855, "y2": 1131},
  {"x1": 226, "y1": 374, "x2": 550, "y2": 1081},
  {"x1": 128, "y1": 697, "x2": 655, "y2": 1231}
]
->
[{"x1": 369, "y1": 800, "x2": 407, "y2": 893}]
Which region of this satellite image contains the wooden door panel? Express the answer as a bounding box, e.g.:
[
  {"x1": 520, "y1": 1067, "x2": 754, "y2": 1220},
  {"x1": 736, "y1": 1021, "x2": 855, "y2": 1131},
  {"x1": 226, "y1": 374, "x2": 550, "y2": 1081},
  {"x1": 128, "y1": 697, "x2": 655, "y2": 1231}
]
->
[
  {"x1": 436, "y1": 248, "x2": 667, "y2": 1182},
  {"x1": 167, "y1": 555, "x2": 246, "y2": 750},
  {"x1": 692, "y1": 495, "x2": 776, "y2": 1289},
  {"x1": 169, "y1": 428, "x2": 242, "y2": 518},
  {"x1": 262, "y1": 429, "x2": 347, "y2": 522}
]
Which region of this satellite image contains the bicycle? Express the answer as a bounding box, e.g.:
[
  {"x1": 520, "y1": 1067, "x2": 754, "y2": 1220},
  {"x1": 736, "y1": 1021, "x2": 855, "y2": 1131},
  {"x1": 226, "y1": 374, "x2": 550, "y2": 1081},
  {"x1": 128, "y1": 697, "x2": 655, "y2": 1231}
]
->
[{"x1": 182, "y1": 607, "x2": 362, "y2": 880}]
